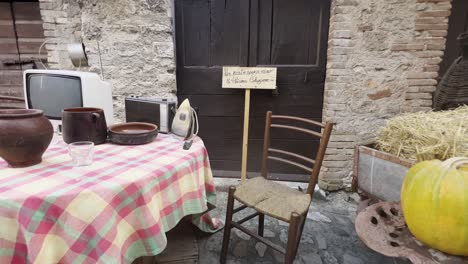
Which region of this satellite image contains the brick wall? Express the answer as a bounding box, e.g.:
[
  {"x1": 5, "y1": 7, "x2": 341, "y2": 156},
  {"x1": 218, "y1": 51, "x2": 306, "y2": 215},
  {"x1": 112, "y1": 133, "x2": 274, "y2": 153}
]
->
[
  {"x1": 402, "y1": 1, "x2": 452, "y2": 112},
  {"x1": 320, "y1": 0, "x2": 452, "y2": 190}
]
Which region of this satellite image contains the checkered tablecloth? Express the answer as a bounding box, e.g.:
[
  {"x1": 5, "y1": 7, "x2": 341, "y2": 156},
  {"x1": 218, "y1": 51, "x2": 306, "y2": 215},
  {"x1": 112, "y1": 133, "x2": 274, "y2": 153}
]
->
[{"x1": 0, "y1": 134, "x2": 221, "y2": 264}]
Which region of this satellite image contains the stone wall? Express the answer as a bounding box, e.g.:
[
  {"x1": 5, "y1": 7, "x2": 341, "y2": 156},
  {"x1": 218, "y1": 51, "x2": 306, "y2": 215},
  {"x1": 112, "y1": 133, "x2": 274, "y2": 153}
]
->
[
  {"x1": 320, "y1": 0, "x2": 452, "y2": 190},
  {"x1": 38, "y1": 0, "x2": 177, "y2": 121},
  {"x1": 38, "y1": 0, "x2": 81, "y2": 69}
]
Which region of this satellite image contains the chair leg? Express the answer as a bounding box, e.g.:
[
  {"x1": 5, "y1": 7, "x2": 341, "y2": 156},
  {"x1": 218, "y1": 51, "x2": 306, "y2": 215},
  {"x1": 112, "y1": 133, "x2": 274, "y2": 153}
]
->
[
  {"x1": 258, "y1": 213, "x2": 264, "y2": 237},
  {"x1": 285, "y1": 212, "x2": 301, "y2": 264},
  {"x1": 293, "y1": 214, "x2": 307, "y2": 258},
  {"x1": 220, "y1": 186, "x2": 236, "y2": 264}
]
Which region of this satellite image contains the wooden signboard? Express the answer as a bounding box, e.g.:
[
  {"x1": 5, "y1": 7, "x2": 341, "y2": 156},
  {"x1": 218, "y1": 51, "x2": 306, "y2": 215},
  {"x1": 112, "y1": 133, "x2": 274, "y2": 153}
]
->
[
  {"x1": 222, "y1": 67, "x2": 277, "y2": 181},
  {"x1": 222, "y1": 67, "x2": 277, "y2": 89}
]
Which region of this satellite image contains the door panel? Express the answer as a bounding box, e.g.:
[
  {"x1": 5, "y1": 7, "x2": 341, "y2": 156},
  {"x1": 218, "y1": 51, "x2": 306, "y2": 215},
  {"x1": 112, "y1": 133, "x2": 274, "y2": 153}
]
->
[
  {"x1": 270, "y1": 0, "x2": 321, "y2": 65},
  {"x1": 175, "y1": 0, "x2": 330, "y2": 180},
  {"x1": 177, "y1": 0, "x2": 210, "y2": 66},
  {"x1": 248, "y1": 0, "x2": 328, "y2": 180},
  {"x1": 0, "y1": 1, "x2": 21, "y2": 95},
  {"x1": 252, "y1": 0, "x2": 328, "y2": 67},
  {"x1": 209, "y1": 0, "x2": 250, "y2": 66},
  {"x1": 176, "y1": 0, "x2": 249, "y2": 67},
  {"x1": 0, "y1": 0, "x2": 47, "y2": 108}
]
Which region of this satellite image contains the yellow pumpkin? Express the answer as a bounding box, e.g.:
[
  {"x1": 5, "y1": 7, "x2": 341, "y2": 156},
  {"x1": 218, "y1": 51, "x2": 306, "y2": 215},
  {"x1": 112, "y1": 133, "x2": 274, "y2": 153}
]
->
[{"x1": 401, "y1": 157, "x2": 468, "y2": 256}]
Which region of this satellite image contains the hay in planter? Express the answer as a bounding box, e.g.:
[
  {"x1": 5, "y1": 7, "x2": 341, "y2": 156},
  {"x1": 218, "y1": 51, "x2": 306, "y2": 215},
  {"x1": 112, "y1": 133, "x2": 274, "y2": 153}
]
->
[{"x1": 375, "y1": 106, "x2": 468, "y2": 162}]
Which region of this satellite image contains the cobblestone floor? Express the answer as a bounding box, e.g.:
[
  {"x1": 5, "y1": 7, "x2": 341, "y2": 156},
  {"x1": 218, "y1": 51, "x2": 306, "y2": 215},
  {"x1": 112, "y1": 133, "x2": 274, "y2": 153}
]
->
[{"x1": 195, "y1": 179, "x2": 411, "y2": 264}]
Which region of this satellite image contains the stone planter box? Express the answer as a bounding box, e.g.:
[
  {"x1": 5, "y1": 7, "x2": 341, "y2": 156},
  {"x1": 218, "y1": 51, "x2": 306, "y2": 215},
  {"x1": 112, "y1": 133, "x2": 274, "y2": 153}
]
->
[{"x1": 353, "y1": 145, "x2": 414, "y2": 201}]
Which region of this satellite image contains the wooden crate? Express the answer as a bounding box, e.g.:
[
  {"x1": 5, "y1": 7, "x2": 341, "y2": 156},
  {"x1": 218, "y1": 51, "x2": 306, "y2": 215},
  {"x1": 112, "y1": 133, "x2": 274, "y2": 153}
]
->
[{"x1": 353, "y1": 145, "x2": 414, "y2": 201}]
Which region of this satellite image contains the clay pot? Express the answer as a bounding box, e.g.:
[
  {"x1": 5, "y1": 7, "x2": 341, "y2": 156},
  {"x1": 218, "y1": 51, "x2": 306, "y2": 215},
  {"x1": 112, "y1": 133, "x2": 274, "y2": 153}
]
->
[{"x1": 0, "y1": 109, "x2": 53, "y2": 167}]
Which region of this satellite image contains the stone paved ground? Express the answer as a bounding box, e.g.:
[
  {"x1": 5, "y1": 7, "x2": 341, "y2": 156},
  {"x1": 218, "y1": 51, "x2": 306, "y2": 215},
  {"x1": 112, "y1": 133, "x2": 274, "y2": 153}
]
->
[{"x1": 195, "y1": 180, "x2": 411, "y2": 264}]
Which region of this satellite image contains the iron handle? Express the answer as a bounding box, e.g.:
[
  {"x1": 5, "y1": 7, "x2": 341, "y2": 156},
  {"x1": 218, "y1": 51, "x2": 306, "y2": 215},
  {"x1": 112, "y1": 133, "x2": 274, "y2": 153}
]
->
[{"x1": 92, "y1": 113, "x2": 101, "y2": 122}]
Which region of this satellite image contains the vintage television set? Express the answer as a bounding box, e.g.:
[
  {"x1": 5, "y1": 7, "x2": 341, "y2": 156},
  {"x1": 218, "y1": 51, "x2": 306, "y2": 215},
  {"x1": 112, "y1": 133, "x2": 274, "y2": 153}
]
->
[{"x1": 23, "y1": 69, "x2": 114, "y2": 131}]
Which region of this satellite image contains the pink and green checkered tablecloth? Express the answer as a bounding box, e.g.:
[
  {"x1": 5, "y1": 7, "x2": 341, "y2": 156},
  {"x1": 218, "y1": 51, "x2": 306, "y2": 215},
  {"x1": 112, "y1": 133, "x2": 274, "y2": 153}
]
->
[{"x1": 0, "y1": 134, "x2": 221, "y2": 264}]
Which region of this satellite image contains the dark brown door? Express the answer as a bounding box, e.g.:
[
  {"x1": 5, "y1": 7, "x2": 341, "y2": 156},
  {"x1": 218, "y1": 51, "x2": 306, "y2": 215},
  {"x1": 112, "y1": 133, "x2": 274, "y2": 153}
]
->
[
  {"x1": 0, "y1": 0, "x2": 47, "y2": 108},
  {"x1": 175, "y1": 0, "x2": 330, "y2": 180},
  {"x1": 439, "y1": 0, "x2": 468, "y2": 77}
]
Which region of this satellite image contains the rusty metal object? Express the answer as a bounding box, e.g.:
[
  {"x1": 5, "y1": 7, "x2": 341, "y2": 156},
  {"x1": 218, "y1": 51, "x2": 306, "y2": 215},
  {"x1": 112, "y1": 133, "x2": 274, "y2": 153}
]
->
[
  {"x1": 433, "y1": 32, "x2": 468, "y2": 110},
  {"x1": 355, "y1": 145, "x2": 414, "y2": 201},
  {"x1": 355, "y1": 201, "x2": 468, "y2": 264}
]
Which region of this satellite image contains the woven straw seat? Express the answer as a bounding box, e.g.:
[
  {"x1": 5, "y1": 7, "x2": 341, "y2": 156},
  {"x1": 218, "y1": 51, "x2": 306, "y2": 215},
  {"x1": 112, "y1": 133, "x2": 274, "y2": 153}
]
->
[{"x1": 234, "y1": 177, "x2": 311, "y2": 222}]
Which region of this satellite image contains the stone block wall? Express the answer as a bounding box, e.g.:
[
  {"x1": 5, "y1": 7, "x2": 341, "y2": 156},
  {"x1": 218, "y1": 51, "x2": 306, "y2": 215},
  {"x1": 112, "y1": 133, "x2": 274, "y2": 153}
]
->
[
  {"x1": 320, "y1": 0, "x2": 452, "y2": 190},
  {"x1": 38, "y1": 0, "x2": 177, "y2": 121}
]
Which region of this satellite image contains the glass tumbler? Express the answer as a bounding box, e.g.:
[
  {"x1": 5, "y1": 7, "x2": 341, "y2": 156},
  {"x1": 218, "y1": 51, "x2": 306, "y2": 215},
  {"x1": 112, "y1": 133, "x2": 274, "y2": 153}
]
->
[{"x1": 68, "y1": 141, "x2": 94, "y2": 166}]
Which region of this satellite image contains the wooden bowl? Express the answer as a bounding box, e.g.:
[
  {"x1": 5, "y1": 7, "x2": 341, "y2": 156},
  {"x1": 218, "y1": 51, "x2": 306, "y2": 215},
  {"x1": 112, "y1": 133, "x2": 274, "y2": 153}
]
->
[{"x1": 108, "y1": 122, "x2": 158, "y2": 145}]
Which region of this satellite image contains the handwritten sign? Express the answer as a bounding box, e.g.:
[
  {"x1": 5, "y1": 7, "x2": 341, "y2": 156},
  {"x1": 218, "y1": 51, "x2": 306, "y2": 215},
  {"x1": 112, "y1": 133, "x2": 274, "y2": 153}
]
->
[{"x1": 222, "y1": 67, "x2": 277, "y2": 89}]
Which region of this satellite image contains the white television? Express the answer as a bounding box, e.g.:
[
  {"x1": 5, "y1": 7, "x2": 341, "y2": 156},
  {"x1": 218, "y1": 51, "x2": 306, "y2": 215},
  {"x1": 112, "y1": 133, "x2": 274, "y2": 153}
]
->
[{"x1": 23, "y1": 69, "x2": 114, "y2": 131}]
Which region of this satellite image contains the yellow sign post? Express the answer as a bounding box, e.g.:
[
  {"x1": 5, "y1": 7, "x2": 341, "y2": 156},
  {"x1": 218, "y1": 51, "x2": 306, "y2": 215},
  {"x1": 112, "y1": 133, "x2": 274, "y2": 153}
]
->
[{"x1": 222, "y1": 67, "x2": 277, "y2": 181}]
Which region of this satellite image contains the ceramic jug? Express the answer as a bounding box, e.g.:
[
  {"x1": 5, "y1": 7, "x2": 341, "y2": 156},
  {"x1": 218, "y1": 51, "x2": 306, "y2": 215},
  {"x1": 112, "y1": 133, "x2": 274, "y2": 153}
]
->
[{"x1": 62, "y1": 107, "x2": 107, "y2": 144}]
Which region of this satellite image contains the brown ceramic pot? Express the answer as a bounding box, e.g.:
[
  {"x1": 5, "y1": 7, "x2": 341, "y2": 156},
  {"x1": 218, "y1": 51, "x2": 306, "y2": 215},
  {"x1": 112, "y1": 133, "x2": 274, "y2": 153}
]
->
[
  {"x1": 62, "y1": 107, "x2": 108, "y2": 145},
  {"x1": 0, "y1": 109, "x2": 53, "y2": 167}
]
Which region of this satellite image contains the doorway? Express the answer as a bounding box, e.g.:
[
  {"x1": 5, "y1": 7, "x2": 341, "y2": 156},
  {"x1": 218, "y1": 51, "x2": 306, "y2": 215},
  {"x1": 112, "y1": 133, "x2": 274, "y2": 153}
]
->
[
  {"x1": 175, "y1": 0, "x2": 330, "y2": 181},
  {"x1": 439, "y1": 0, "x2": 468, "y2": 77}
]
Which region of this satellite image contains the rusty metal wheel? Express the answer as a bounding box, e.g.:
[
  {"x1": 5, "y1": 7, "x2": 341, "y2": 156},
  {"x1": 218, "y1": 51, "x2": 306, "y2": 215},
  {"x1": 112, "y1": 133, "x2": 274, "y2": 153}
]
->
[{"x1": 355, "y1": 201, "x2": 468, "y2": 264}]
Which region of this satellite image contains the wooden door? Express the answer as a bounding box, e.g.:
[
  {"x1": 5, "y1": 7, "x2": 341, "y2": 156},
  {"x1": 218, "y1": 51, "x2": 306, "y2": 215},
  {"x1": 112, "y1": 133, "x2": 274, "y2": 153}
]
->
[
  {"x1": 0, "y1": 0, "x2": 47, "y2": 108},
  {"x1": 175, "y1": 0, "x2": 330, "y2": 181},
  {"x1": 439, "y1": 0, "x2": 468, "y2": 77}
]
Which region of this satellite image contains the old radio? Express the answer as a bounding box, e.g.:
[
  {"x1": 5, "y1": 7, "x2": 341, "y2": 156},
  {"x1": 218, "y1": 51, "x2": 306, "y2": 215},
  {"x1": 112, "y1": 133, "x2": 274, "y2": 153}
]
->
[{"x1": 125, "y1": 96, "x2": 176, "y2": 133}]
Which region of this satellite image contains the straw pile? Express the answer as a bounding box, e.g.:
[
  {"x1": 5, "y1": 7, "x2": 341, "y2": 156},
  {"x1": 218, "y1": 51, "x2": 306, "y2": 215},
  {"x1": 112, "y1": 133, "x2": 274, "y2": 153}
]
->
[{"x1": 375, "y1": 106, "x2": 468, "y2": 162}]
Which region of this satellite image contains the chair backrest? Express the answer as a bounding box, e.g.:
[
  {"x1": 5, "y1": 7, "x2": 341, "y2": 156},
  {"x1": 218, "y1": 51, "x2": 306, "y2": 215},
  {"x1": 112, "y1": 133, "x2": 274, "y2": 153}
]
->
[{"x1": 261, "y1": 111, "x2": 333, "y2": 195}]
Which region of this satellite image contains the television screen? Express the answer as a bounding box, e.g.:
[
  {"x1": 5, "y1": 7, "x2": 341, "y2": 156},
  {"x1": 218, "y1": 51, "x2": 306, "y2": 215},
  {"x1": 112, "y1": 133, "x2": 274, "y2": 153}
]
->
[{"x1": 27, "y1": 74, "x2": 83, "y2": 119}]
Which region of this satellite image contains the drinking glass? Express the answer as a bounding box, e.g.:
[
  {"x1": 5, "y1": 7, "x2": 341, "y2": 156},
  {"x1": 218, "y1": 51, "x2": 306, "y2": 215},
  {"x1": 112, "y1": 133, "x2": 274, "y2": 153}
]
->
[{"x1": 68, "y1": 141, "x2": 94, "y2": 166}]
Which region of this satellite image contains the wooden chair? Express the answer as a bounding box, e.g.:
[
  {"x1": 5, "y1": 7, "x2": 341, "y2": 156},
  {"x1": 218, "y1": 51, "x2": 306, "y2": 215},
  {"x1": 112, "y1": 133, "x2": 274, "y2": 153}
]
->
[{"x1": 220, "y1": 111, "x2": 334, "y2": 263}]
